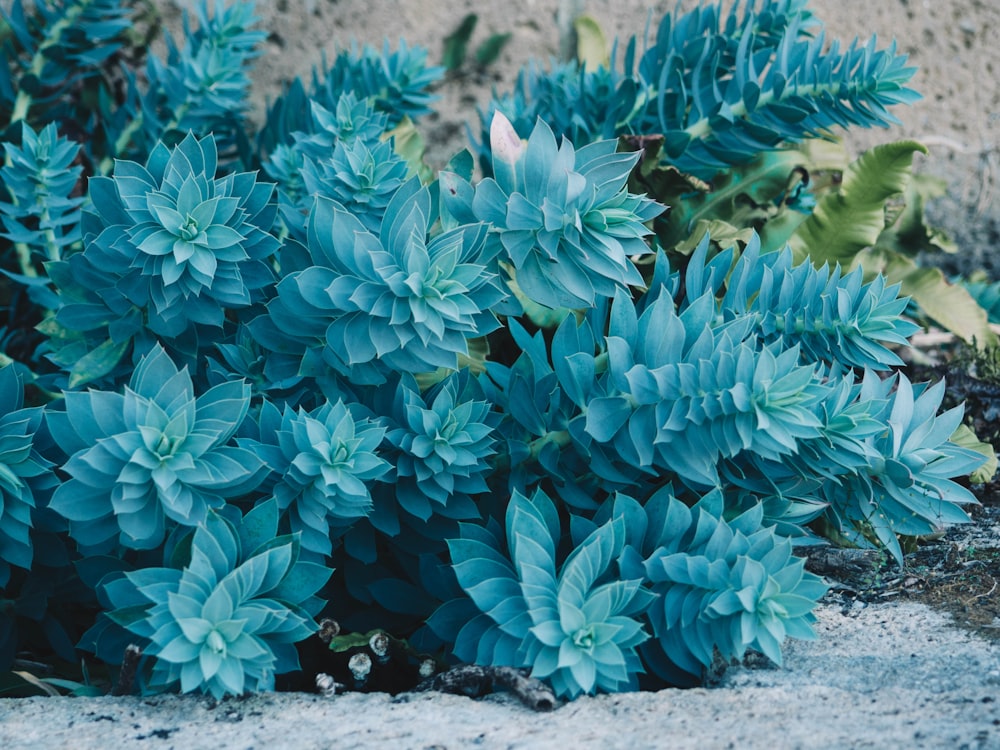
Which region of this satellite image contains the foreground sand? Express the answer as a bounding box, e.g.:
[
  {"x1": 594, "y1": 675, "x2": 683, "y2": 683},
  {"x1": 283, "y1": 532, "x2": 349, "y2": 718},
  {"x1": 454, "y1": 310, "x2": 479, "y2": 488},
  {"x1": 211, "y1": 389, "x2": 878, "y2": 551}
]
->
[{"x1": 2, "y1": 601, "x2": 998, "y2": 749}]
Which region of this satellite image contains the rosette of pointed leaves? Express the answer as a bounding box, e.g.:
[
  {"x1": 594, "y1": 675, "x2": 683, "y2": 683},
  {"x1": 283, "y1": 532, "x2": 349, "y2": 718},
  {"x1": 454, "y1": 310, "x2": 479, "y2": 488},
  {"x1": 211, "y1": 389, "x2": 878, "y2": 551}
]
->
[
  {"x1": 0, "y1": 365, "x2": 56, "y2": 587},
  {"x1": 258, "y1": 40, "x2": 442, "y2": 162},
  {"x1": 264, "y1": 95, "x2": 380, "y2": 187},
  {"x1": 47, "y1": 345, "x2": 266, "y2": 552},
  {"x1": 293, "y1": 94, "x2": 390, "y2": 162},
  {"x1": 383, "y1": 372, "x2": 497, "y2": 522},
  {"x1": 264, "y1": 94, "x2": 399, "y2": 239},
  {"x1": 299, "y1": 135, "x2": 409, "y2": 236},
  {"x1": 589, "y1": 286, "x2": 825, "y2": 489},
  {"x1": 254, "y1": 179, "x2": 507, "y2": 384},
  {"x1": 99, "y1": 131, "x2": 278, "y2": 331},
  {"x1": 325, "y1": 39, "x2": 443, "y2": 124},
  {"x1": 611, "y1": 488, "x2": 827, "y2": 685},
  {"x1": 0, "y1": 122, "x2": 84, "y2": 269},
  {"x1": 443, "y1": 112, "x2": 662, "y2": 310},
  {"x1": 101, "y1": 502, "x2": 331, "y2": 698},
  {"x1": 444, "y1": 488, "x2": 652, "y2": 699},
  {"x1": 819, "y1": 375, "x2": 984, "y2": 564},
  {"x1": 46, "y1": 131, "x2": 280, "y2": 383},
  {"x1": 240, "y1": 398, "x2": 389, "y2": 558}
]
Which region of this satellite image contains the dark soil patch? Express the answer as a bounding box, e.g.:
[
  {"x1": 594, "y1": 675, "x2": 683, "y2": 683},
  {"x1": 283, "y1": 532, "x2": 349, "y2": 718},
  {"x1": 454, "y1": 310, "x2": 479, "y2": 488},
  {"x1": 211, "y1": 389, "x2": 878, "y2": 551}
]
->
[
  {"x1": 905, "y1": 499, "x2": 1000, "y2": 637},
  {"x1": 809, "y1": 502, "x2": 1000, "y2": 642}
]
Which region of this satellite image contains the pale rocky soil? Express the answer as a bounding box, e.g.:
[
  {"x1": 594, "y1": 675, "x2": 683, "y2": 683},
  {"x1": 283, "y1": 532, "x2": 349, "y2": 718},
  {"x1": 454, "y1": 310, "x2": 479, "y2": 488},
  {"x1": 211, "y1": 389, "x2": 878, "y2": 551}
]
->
[
  {"x1": 4, "y1": 2, "x2": 1000, "y2": 748},
  {"x1": 1, "y1": 598, "x2": 998, "y2": 749}
]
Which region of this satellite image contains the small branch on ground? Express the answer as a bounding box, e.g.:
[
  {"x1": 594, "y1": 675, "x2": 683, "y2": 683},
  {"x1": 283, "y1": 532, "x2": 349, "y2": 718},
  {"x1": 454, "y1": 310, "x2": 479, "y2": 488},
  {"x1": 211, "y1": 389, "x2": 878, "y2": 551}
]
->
[
  {"x1": 415, "y1": 665, "x2": 557, "y2": 711},
  {"x1": 111, "y1": 644, "x2": 143, "y2": 696}
]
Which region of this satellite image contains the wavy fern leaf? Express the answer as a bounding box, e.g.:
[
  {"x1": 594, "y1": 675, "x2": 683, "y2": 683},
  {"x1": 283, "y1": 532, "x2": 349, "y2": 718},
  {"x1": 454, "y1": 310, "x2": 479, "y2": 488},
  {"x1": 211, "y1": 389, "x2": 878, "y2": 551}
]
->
[{"x1": 789, "y1": 140, "x2": 928, "y2": 264}]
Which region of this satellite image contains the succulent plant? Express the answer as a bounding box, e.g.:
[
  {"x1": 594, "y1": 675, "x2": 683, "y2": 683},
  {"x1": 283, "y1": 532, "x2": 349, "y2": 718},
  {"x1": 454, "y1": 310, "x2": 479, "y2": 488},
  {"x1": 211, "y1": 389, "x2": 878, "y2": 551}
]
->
[
  {"x1": 299, "y1": 135, "x2": 410, "y2": 235},
  {"x1": 47, "y1": 344, "x2": 266, "y2": 552},
  {"x1": 255, "y1": 178, "x2": 508, "y2": 384},
  {"x1": 47, "y1": 131, "x2": 280, "y2": 382},
  {"x1": 1, "y1": 0, "x2": 133, "y2": 128},
  {"x1": 446, "y1": 488, "x2": 653, "y2": 698},
  {"x1": 241, "y1": 398, "x2": 390, "y2": 558},
  {"x1": 133, "y1": 0, "x2": 266, "y2": 157},
  {"x1": 0, "y1": 0, "x2": 990, "y2": 706},
  {"x1": 475, "y1": 0, "x2": 918, "y2": 179},
  {"x1": 384, "y1": 371, "x2": 498, "y2": 522},
  {"x1": 265, "y1": 93, "x2": 401, "y2": 240},
  {"x1": 0, "y1": 121, "x2": 84, "y2": 270},
  {"x1": 617, "y1": 488, "x2": 828, "y2": 684},
  {"x1": 257, "y1": 40, "x2": 442, "y2": 159},
  {"x1": 0, "y1": 365, "x2": 56, "y2": 586},
  {"x1": 102, "y1": 502, "x2": 331, "y2": 698},
  {"x1": 820, "y1": 374, "x2": 984, "y2": 563},
  {"x1": 112, "y1": 132, "x2": 277, "y2": 326},
  {"x1": 442, "y1": 112, "x2": 662, "y2": 310}
]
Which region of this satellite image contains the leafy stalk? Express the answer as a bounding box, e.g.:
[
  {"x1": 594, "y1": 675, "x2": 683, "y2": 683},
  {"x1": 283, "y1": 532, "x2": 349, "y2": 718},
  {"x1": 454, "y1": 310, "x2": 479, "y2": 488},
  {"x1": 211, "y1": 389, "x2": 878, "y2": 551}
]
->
[
  {"x1": 2, "y1": 0, "x2": 132, "y2": 127},
  {"x1": 0, "y1": 122, "x2": 84, "y2": 273}
]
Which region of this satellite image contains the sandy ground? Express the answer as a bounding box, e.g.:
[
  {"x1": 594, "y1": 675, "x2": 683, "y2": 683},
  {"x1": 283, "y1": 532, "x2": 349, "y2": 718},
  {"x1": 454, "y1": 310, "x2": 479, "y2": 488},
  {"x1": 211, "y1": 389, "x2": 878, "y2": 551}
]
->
[
  {"x1": 1, "y1": 601, "x2": 998, "y2": 749},
  {"x1": 4, "y1": 2, "x2": 1000, "y2": 748}
]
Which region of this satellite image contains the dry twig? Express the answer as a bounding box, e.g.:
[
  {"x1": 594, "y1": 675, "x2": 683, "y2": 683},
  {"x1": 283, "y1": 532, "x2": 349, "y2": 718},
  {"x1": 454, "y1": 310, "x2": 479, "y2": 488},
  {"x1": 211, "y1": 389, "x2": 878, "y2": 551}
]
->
[{"x1": 415, "y1": 665, "x2": 557, "y2": 711}]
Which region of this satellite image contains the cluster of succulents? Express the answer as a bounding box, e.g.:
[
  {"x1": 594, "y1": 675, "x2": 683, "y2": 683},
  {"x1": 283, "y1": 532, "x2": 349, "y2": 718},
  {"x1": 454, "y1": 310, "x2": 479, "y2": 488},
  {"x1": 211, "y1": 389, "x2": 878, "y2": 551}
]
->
[{"x1": 0, "y1": 0, "x2": 988, "y2": 702}]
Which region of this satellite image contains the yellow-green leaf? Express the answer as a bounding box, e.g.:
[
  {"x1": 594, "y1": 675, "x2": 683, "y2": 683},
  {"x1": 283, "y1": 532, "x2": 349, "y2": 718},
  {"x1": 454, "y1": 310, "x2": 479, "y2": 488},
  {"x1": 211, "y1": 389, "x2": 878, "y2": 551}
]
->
[
  {"x1": 386, "y1": 117, "x2": 433, "y2": 183},
  {"x1": 790, "y1": 140, "x2": 928, "y2": 265},
  {"x1": 950, "y1": 423, "x2": 997, "y2": 484},
  {"x1": 674, "y1": 219, "x2": 756, "y2": 256},
  {"x1": 12, "y1": 671, "x2": 60, "y2": 697},
  {"x1": 574, "y1": 14, "x2": 608, "y2": 71},
  {"x1": 68, "y1": 338, "x2": 129, "y2": 389}
]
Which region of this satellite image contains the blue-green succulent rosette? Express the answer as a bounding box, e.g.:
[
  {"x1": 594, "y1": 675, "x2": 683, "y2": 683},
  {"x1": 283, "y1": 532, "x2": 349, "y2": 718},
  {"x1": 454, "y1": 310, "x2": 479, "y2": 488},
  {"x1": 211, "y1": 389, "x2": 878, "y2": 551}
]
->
[
  {"x1": 109, "y1": 132, "x2": 278, "y2": 329},
  {"x1": 384, "y1": 371, "x2": 498, "y2": 523},
  {"x1": 266, "y1": 93, "x2": 406, "y2": 239},
  {"x1": 299, "y1": 135, "x2": 409, "y2": 235},
  {"x1": 253, "y1": 177, "x2": 508, "y2": 385},
  {"x1": 442, "y1": 488, "x2": 653, "y2": 699},
  {"x1": 441, "y1": 111, "x2": 663, "y2": 310},
  {"x1": 47, "y1": 345, "x2": 267, "y2": 553},
  {"x1": 240, "y1": 398, "x2": 390, "y2": 558},
  {"x1": 51, "y1": 132, "x2": 280, "y2": 356},
  {"x1": 0, "y1": 365, "x2": 58, "y2": 586},
  {"x1": 101, "y1": 504, "x2": 330, "y2": 699}
]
